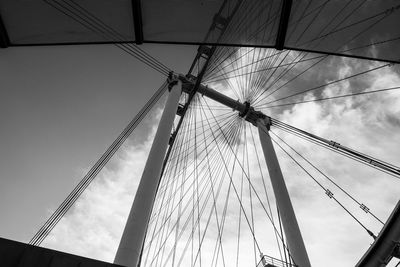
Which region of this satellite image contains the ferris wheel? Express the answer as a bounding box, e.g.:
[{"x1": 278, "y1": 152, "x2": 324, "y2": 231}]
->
[{"x1": 1, "y1": 0, "x2": 400, "y2": 266}]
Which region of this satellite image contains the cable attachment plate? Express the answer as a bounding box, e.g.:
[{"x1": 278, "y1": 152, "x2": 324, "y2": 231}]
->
[
  {"x1": 325, "y1": 189, "x2": 334, "y2": 198},
  {"x1": 393, "y1": 242, "x2": 400, "y2": 259},
  {"x1": 360, "y1": 203, "x2": 370, "y2": 213},
  {"x1": 198, "y1": 45, "x2": 213, "y2": 59},
  {"x1": 167, "y1": 72, "x2": 179, "y2": 91},
  {"x1": 246, "y1": 108, "x2": 268, "y2": 127},
  {"x1": 239, "y1": 101, "x2": 250, "y2": 117},
  {"x1": 211, "y1": 14, "x2": 228, "y2": 30},
  {"x1": 238, "y1": 101, "x2": 269, "y2": 127}
]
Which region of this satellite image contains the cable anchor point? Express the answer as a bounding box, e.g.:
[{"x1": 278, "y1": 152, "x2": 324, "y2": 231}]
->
[{"x1": 167, "y1": 71, "x2": 179, "y2": 91}]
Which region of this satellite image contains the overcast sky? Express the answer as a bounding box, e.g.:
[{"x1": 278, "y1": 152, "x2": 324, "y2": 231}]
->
[
  {"x1": 0, "y1": 43, "x2": 195, "y2": 240},
  {"x1": 1, "y1": 43, "x2": 400, "y2": 266}
]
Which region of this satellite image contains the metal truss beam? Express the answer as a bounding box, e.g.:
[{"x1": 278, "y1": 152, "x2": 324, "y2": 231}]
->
[
  {"x1": 132, "y1": 0, "x2": 144, "y2": 44},
  {"x1": 356, "y1": 200, "x2": 400, "y2": 266},
  {"x1": 275, "y1": 0, "x2": 292, "y2": 50},
  {"x1": 0, "y1": 12, "x2": 10, "y2": 48}
]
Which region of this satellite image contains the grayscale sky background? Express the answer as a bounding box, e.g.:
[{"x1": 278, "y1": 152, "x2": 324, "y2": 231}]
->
[
  {"x1": 0, "y1": 43, "x2": 195, "y2": 240},
  {"x1": 1, "y1": 42, "x2": 400, "y2": 266}
]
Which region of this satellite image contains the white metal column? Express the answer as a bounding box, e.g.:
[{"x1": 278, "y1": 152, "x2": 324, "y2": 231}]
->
[
  {"x1": 114, "y1": 81, "x2": 182, "y2": 267},
  {"x1": 257, "y1": 118, "x2": 311, "y2": 267}
]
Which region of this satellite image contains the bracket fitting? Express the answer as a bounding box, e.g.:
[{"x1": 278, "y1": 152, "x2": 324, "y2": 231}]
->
[
  {"x1": 167, "y1": 72, "x2": 179, "y2": 91},
  {"x1": 243, "y1": 106, "x2": 268, "y2": 127}
]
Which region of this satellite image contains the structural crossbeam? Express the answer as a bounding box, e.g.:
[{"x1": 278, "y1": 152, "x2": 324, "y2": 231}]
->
[
  {"x1": 275, "y1": 0, "x2": 293, "y2": 50},
  {"x1": 0, "y1": 12, "x2": 10, "y2": 48},
  {"x1": 131, "y1": 0, "x2": 144, "y2": 44},
  {"x1": 180, "y1": 75, "x2": 266, "y2": 125}
]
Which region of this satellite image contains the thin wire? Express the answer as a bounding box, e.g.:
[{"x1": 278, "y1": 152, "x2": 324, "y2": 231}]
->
[
  {"x1": 43, "y1": 0, "x2": 171, "y2": 76},
  {"x1": 272, "y1": 122, "x2": 400, "y2": 179},
  {"x1": 199, "y1": 101, "x2": 264, "y2": 255},
  {"x1": 258, "y1": 86, "x2": 400, "y2": 109},
  {"x1": 268, "y1": 132, "x2": 377, "y2": 239},
  {"x1": 146, "y1": 102, "x2": 242, "y2": 266},
  {"x1": 271, "y1": 118, "x2": 400, "y2": 176},
  {"x1": 262, "y1": 64, "x2": 389, "y2": 105},
  {"x1": 270, "y1": 130, "x2": 384, "y2": 225},
  {"x1": 202, "y1": 98, "x2": 295, "y2": 260},
  {"x1": 248, "y1": 125, "x2": 285, "y2": 261},
  {"x1": 30, "y1": 81, "x2": 167, "y2": 246}
]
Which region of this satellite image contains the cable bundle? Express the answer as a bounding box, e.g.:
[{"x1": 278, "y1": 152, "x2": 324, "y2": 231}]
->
[
  {"x1": 30, "y1": 81, "x2": 167, "y2": 246},
  {"x1": 43, "y1": 0, "x2": 171, "y2": 76}
]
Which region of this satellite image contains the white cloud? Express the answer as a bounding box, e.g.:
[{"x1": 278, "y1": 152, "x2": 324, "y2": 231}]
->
[
  {"x1": 274, "y1": 56, "x2": 400, "y2": 266},
  {"x1": 42, "y1": 51, "x2": 400, "y2": 267},
  {"x1": 42, "y1": 108, "x2": 162, "y2": 262}
]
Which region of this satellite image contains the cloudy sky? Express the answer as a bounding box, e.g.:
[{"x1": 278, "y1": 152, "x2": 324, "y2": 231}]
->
[
  {"x1": 1, "y1": 42, "x2": 399, "y2": 267},
  {"x1": 1, "y1": 2, "x2": 400, "y2": 264},
  {"x1": 0, "y1": 43, "x2": 195, "y2": 242}
]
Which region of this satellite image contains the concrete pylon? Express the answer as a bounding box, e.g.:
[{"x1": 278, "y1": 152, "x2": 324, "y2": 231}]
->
[
  {"x1": 258, "y1": 118, "x2": 311, "y2": 267},
  {"x1": 114, "y1": 80, "x2": 182, "y2": 267}
]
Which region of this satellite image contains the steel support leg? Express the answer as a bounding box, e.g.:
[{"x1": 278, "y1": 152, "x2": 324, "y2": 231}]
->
[
  {"x1": 114, "y1": 81, "x2": 182, "y2": 267},
  {"x1": 257, "y1": 118, "x2": 311, "y2": 267}
]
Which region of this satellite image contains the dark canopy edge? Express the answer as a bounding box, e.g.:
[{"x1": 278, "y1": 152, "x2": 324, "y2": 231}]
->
[{"x1": 4, "y1": 40, "x2": 399, "y2": 64}]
